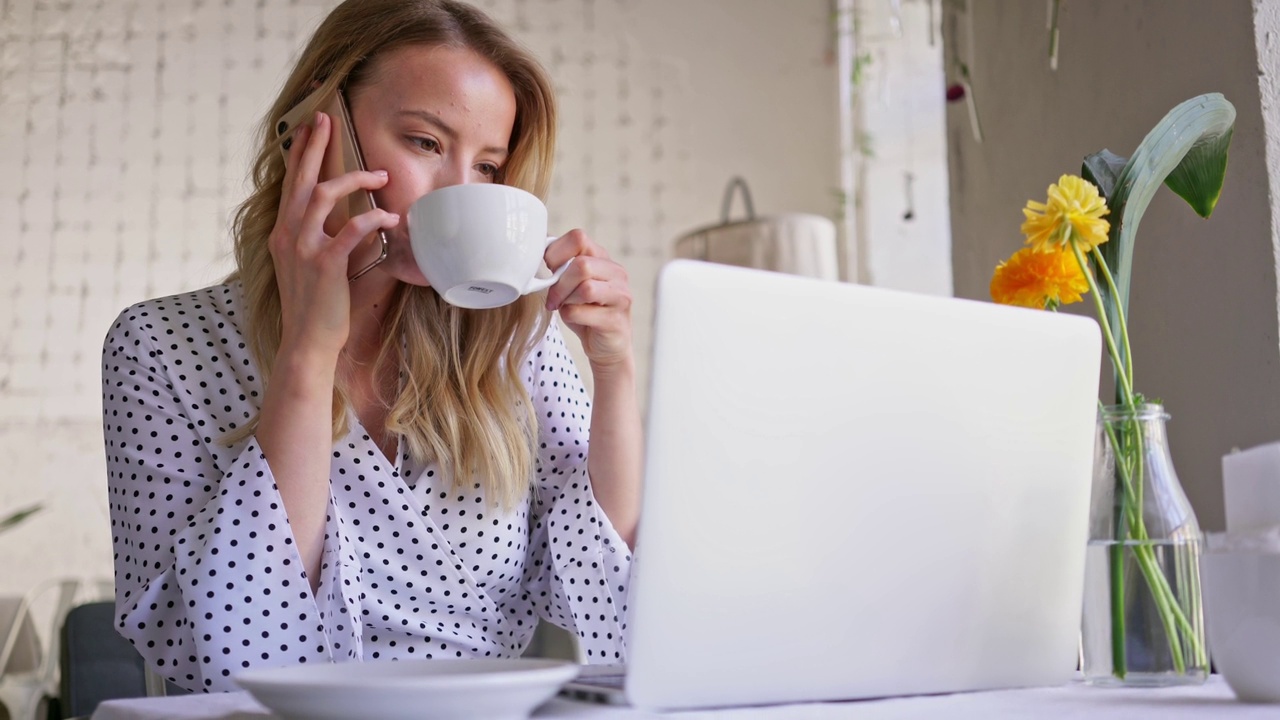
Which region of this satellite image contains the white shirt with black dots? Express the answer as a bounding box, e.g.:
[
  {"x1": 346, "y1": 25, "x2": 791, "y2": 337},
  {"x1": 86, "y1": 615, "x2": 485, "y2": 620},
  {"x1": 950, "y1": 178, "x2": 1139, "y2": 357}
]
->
[{"x1": 101, "y1": 283, "x2": 631, "y2": 692}]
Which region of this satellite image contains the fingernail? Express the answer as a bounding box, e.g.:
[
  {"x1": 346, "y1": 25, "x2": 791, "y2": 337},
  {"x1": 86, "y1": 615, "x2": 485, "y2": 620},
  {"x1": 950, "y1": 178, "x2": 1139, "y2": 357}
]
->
[
  {"x1": 314, "y1": 111, "x2": 324, "y2": 125},
  {"x1": 389, "y1": 213, "x2": 400, "y2": 222},
  {"x1": 375, "y1": 170, "x2": 388, "y2": 177}
]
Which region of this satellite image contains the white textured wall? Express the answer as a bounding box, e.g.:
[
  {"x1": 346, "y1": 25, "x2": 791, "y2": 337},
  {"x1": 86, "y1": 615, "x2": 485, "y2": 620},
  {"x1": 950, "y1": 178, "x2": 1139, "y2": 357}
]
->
[
  {"x1": 0, "y1": 0, "x2": 838, "y2": 596},
  {"x1": 856, "y1": 0, "x2": 951, "y2": 295},
  {"x1": 1254, "y1": 0, "x2": 1280, "y2": 339},
  {"x1": 944, "y1": 0, "x2": 1280, "y2": 531}
]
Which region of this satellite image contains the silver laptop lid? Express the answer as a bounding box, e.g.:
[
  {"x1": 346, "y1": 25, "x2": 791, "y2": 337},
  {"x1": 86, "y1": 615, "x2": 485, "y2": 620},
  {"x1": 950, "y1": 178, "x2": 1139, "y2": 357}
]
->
[{"x1": 625, "y1": 260, "x2": 1101, "y2": 710}]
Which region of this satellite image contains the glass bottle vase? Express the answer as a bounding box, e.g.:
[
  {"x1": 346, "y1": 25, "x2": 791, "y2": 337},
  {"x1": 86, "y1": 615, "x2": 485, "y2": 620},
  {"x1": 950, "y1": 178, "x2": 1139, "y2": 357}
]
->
[{"x1": 1080, "y1": 403, "x2": 1208, "y2": 687}]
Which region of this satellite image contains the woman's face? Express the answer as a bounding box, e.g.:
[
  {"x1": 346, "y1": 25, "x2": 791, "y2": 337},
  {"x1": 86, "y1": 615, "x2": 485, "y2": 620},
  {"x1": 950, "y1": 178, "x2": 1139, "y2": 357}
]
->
[{"x1": 346, "y1": 44, "x2": 518, "y2": 286}]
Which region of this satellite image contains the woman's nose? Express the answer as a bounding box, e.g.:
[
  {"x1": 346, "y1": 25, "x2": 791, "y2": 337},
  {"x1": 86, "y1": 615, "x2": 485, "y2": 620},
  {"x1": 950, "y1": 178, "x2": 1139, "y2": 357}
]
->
[{"x1": 433, "y1": 161, "x2": 478, "y2": 190}]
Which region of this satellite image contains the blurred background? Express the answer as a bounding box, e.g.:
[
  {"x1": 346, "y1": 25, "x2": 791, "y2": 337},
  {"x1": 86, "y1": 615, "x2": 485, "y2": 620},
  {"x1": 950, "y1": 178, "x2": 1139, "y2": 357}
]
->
[{"x1": 0, "y1": 0, "x2": 950, "y2": 598}]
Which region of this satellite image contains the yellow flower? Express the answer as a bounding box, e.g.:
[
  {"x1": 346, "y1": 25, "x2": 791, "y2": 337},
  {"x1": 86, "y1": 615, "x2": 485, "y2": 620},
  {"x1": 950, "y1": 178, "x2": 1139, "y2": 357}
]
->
[
  {"x1": 1021, "y1": 174, "x2": 1111, "y2": 253},
  {"x1": 990, "y1": 246, "x2": 1090, "y2": 310}
]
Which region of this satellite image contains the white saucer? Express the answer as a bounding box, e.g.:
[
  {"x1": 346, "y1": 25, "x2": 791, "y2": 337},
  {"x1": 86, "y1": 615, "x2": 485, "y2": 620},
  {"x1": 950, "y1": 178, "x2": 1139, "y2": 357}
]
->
[{"x1": 235, "y1": 657, "x2": 579, "y2": 720}]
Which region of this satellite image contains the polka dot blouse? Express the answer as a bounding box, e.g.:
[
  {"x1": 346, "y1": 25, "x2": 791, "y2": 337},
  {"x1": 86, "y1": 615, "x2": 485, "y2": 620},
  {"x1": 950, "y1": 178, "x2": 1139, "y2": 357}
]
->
[{"x1": 101, "y1": 283, "x2": 632, "y2": 692}]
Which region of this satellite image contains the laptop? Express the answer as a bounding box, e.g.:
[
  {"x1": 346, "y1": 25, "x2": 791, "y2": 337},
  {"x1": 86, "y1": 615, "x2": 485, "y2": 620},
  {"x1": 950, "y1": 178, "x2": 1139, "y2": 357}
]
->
[{"x1": 563, "y1": 260, "x2": 1101, "y2": 710}]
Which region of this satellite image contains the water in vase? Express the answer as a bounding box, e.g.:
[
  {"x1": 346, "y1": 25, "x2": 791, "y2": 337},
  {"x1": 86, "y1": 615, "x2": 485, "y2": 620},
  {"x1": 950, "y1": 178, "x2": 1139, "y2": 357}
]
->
[{"x1": 1080, "y1": 539, "x2": 1207, "y2": 686}]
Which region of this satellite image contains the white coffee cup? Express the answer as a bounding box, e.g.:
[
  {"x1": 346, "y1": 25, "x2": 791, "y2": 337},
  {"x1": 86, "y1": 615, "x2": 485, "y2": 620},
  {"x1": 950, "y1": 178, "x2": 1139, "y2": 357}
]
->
[{"x1": 407, "y1": 184, "x2": 571, "y2": 310}]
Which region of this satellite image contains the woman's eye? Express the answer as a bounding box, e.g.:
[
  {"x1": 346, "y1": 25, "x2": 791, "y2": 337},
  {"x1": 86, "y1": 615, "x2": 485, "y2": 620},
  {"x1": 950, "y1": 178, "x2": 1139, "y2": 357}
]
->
[
  {"x1": 476, "y1": 163, "x2": 499, "y2": 178},
  {"x1": 409, "y1": 136, "x2": 440, "y2": 153}
]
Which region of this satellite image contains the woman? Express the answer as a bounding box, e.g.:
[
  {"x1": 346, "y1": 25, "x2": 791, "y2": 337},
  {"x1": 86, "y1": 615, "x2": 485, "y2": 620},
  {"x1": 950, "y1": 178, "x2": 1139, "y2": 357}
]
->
[{"x1": 101, "y1": 0, "x2": 640, "y2": 692}]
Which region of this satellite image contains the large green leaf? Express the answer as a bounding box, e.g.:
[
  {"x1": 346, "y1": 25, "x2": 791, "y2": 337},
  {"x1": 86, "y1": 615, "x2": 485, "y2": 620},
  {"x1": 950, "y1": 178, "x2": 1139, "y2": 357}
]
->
[
  {"x1": 1081, "y1": 93, "x2": 1235, "y2": 392},
  {"x1": 1081, "y1": 149, "x2": 1128, "y2": 201}
]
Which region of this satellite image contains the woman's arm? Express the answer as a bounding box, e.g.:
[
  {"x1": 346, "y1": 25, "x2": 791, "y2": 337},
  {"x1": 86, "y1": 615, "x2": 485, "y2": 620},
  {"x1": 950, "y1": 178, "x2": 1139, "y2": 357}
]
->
[
  {"x1": 580, "y1": 358, "x2": 642, "y2": 548},
  {"x1": 257, "y1": 112, "x2": 400, "y2": 588},
  {"x1": 103, "y1": 296, "x2": 362, "y2": 692},
  {"x1": 521, "y1": 322, "x2": 634, "y2": 662},
  {"x1": 543, "y1": 230, "x2": 643, "y2": 548}
]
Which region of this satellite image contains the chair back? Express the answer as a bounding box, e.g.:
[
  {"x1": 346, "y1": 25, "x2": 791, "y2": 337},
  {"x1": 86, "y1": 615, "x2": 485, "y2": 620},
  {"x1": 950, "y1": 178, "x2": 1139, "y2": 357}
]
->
[
  {"x1": 0, "y1": 597, "x2": 40, "y2": 676},
  {"x1": 58, "y1": 602, "x2": 145, "y2": 719},
  {"x1": 58, "y1": 600, "x2": 188, "y2": 719},
  {"x1": 0, "y1": 578, "x2": 81, "y2": 720}
]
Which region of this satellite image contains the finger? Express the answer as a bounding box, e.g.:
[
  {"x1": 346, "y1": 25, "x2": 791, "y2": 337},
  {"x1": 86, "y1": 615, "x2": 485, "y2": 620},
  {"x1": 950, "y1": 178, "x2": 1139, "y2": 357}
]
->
[
  {"x1": 297, "y1": 112, "x2": 330, "y2": 186},
  {"x1": 557, "y1": 302, "x2": 629, "y2": 339},
  {"x1": 545, "y1": 228, "x2": 609, "y2": 270},
  {"x1": 282, "y1": 112, "x2": 333, "y2": 219},
  {"x1": 297, "y1": 170, "x2": 392, "y2": 245},
  {"x1": 555, "y1": 278, "x2": 632, "y2": 312},
  {"x1": 280, "y1": 121, "x2": 311, "y2": 190},
  {"x1": 327, "y1": 209, "x2": 401, "y2": 261},
  {"x1": 545, "y1": 256, "x2": 629, "y2": 309},
  {"x1": 275, "y1": 123, "x2": 312, "y2": 235}
]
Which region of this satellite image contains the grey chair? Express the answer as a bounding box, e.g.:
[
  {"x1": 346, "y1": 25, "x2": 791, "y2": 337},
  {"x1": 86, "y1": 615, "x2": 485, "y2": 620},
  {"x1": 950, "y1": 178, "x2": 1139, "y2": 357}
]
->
[{"x1": 57, "y1": 602, "x2": 185, "y2": 720}]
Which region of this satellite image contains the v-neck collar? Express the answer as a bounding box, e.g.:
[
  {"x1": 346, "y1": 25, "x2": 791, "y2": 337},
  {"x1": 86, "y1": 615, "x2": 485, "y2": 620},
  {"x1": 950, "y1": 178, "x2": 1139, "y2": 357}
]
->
[{"x1": 346, "y1": 408, "x2": 405, "y2": 478}]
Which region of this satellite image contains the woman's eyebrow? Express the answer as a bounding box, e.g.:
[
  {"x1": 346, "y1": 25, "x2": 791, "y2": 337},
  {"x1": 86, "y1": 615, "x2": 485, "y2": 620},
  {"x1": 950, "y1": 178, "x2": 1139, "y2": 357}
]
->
[{"x1": 396, "y1": 109, "x2": 509, "y2": 156}]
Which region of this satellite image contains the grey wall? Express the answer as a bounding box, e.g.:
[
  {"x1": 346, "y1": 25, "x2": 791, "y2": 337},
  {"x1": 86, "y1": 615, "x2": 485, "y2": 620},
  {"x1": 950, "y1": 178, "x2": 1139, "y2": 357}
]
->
[{"x1": 944, "y1": 0, "x2": 1280, "y2": 531}]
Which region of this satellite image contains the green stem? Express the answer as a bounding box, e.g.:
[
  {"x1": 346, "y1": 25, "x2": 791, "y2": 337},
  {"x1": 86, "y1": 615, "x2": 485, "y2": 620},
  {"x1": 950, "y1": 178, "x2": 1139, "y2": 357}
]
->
[
  {"x1": 1091, "y1": 247, "x2": 1135, "y2": 390},
  {"x1": 1101, "y1": 407, "x2": 1206, "y2": 676},
  {"x1": 1072, "y1": 242, "x2": 1206, "y2": 678},
  {"x1": 1108, "y1": 542, "x2": 1126, "y2": 676},
  {"x1": 1100, "y1": 404, "x2": 1138, "y2": 518},
  {"x1": 1080, "y1": 244, "x2": 1202, "y2": 676},
  {"x1": 1075, "y1": 242, "x2": 1138, "y2": 678},
  {"x1": 1129, "y1": 419, "x2": 1146, "y2": 552},
  {"x1": 1136, "y1": 541, "x2": 1207, "y2": 666},
  {"x1": 1132, "y1": 544, "x2": 1187, "y2": 673},
  {"x1": 1071, "y1": 244, "x2": 1135, "y2": 405},
  {"x1": 1132, "y1": 535, "x2": 1208, "y2": 670}
]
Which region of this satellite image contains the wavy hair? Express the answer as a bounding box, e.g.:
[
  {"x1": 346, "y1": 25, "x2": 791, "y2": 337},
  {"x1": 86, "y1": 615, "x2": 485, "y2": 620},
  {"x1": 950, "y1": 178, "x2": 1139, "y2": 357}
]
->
[{"x1": 227, "y1": 0, "x2": 556, "y2": 508}]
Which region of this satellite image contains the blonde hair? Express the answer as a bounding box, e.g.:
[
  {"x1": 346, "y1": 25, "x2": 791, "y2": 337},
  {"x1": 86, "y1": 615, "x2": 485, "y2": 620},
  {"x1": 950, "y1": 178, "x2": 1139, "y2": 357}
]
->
[{"x1": 228, "y1": 0, "x2": 557, "y2": 508}]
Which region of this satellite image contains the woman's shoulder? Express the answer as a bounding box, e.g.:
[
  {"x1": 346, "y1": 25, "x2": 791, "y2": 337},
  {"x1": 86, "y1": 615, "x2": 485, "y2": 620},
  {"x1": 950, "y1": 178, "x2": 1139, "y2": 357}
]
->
[
  {"x1": 103, "y1": 281, "x2": 262, "y2": 397},
  {"x1": 108, "y1": 282, "x2": 245, "y2": 335}
]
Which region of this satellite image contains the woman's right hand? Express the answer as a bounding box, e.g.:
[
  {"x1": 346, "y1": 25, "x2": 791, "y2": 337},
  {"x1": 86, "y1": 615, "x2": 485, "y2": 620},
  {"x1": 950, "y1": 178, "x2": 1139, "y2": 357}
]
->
[
  {"x1": 258, "y1": 111, "x2": 399, "y2": 592},
  {"x1": 269, "y1": 111, "x2": 400, "y2": 360}
]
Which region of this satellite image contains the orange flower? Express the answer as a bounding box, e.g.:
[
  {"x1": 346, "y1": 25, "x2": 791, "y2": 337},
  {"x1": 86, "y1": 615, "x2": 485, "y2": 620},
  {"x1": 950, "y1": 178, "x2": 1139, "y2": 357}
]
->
[{"x1": 990, "y1": 246, "x2": 1090, "y2": 310}]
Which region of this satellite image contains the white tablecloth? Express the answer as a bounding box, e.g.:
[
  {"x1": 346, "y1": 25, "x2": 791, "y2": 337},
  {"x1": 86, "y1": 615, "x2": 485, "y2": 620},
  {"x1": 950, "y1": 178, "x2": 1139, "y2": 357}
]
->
[{"x1": 90, "y1": 677, "x2": 1277, "y2": 720}]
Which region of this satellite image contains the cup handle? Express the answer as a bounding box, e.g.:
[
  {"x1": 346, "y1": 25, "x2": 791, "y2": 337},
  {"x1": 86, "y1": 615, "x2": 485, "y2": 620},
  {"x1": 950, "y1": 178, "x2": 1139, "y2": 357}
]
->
[{"x1": 521, "y1": 235, "x2": 574, "y2": 295}]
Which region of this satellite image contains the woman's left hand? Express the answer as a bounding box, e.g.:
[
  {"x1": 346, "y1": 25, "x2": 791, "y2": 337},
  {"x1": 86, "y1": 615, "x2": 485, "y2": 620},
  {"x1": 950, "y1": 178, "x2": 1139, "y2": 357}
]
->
[{"x1": 544, "y1": 230, "x2": 633, "y2": 371}]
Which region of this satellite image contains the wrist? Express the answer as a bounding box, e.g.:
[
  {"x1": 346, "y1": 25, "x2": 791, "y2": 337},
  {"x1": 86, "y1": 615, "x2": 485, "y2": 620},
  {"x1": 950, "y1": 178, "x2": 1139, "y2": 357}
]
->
[
  {"x1": 589, "y1": 355, "x2": 636, "y2": 386},
  {"x1": 271, "y1": 344, "x2": 340, "y2": 399}
]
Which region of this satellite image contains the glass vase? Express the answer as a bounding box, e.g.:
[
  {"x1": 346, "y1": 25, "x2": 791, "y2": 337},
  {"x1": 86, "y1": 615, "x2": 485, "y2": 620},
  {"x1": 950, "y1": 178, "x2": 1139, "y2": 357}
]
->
[{"x1": 1080, "y1": 403, "x2": 1207, "y2": 687}]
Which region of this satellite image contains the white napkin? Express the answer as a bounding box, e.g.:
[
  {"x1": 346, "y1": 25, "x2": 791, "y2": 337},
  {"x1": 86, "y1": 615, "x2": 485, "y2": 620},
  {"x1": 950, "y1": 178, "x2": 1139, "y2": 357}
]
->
[{"x1": 1223, "y1": 441, "x2": 1280, "y2": 533}]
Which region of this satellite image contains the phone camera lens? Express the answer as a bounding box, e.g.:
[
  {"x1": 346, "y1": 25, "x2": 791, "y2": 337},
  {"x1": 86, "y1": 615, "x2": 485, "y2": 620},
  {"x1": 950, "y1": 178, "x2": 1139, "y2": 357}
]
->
[
  {"x1": 276, "y1": 120, "x2": 288, "y2": 135},
  {"x1": 282, "y1": 138, "x2": 293, "y2": 151}
]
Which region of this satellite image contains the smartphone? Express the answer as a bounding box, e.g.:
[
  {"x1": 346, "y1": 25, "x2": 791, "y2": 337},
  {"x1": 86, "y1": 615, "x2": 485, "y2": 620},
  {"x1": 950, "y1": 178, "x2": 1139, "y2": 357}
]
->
[{"x1": 275, "y1": 87, "x2": 389, "y2": 281}]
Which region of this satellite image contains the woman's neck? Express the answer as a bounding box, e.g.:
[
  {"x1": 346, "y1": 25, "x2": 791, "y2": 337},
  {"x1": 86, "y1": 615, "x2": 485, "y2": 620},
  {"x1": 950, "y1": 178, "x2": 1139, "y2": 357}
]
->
[
  {"x1": 341, "y1": 273, "x2": 402, "y2": 460},
  {"x1": 345, "y1": 272, "x2": 400, "y2": 367}
]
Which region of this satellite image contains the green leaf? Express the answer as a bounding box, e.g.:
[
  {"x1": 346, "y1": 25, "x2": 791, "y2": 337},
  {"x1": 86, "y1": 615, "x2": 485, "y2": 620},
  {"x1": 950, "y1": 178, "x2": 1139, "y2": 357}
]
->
[
  {"x1": 1096, "y1": 93, "x2": 1236, "y2": 392},
  {"x1": 1081, "y1": 149, "x2": 1129, "y2": 201},
  {"x1": 1164, "y1": 128, "x2": 1234, "y2": 217},
  {"x1": 0, "y1": 504, "x2": 42, "y2": 534}
]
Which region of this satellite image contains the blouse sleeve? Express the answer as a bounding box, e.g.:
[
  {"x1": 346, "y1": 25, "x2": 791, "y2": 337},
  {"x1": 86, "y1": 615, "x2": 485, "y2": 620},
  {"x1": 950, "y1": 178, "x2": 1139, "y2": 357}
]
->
[
  {"x1": 519, "y1": 321, "x2": 633, "y2": 663},
  {"x1": 101, "y1": 306, "x2": 364, "y2": 693}
]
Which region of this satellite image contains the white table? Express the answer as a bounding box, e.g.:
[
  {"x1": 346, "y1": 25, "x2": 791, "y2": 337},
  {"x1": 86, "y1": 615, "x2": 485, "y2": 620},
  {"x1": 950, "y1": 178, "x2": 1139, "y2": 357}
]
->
[{"x1": 90, "y1": 676, "x2": 1278, "y2": 719}]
